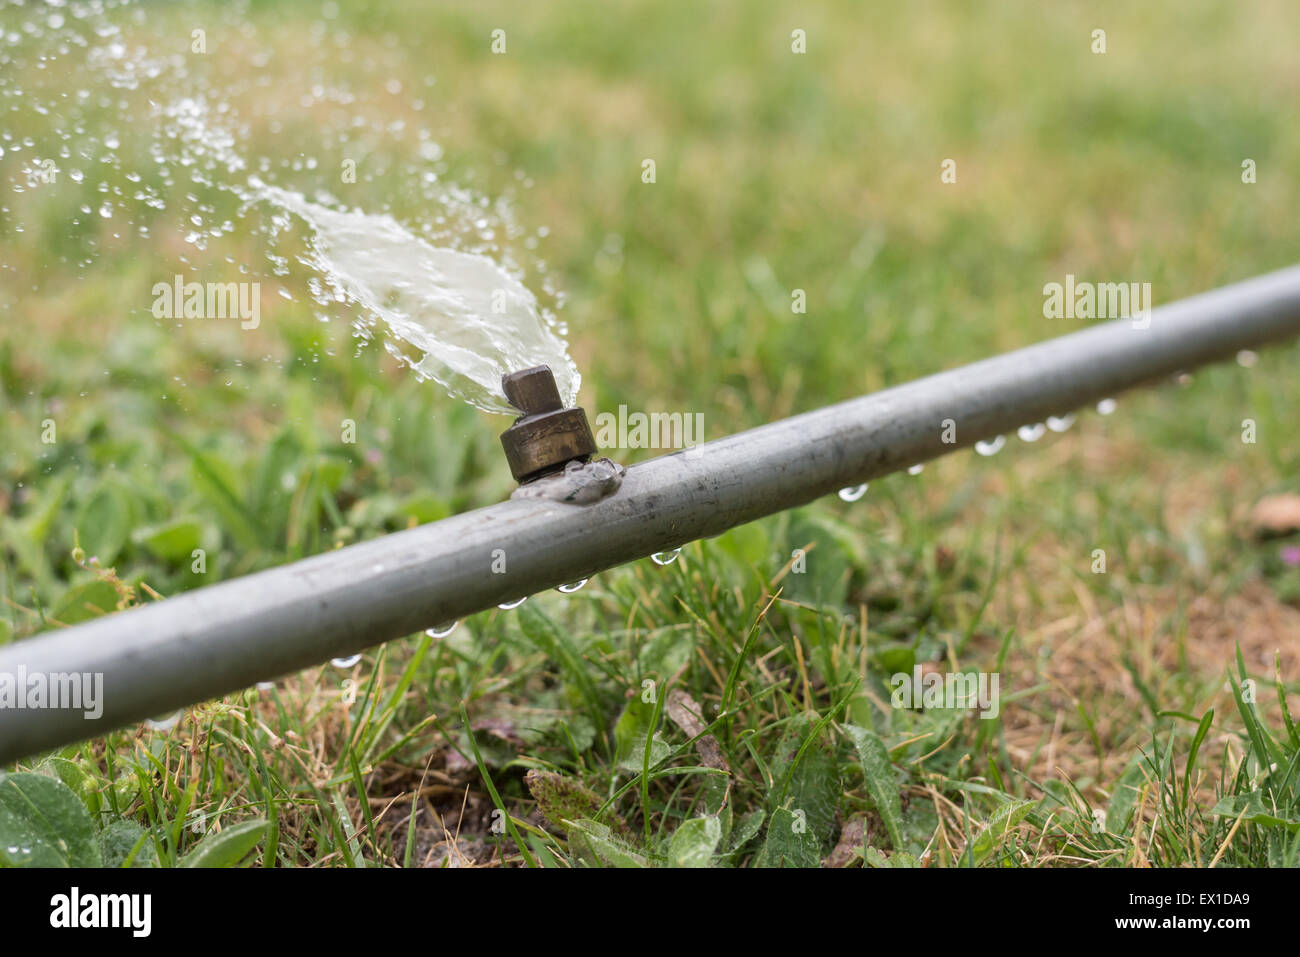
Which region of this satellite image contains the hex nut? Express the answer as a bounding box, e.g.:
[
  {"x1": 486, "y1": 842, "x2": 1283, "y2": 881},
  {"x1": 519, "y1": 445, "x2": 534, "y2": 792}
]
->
[{"x1": 499, "y1": 366, "x2": 597, "y2": 483}]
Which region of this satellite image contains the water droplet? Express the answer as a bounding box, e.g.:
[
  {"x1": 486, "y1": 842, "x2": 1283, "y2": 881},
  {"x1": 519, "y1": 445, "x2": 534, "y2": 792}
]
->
[
  {"x1": 974, "y1": 436, "x2": 1006, "y2": 456},
  {"x1": 1096, "y1": 398, "x2": 1118, "y2": 416},
  {"x1": 145, "y1": 710, "x2": 182, "y2": 731},
  {"x1": 907, "y1": 464, "x2": 924, "y2": 475},
  {"x1": 650, "y1": 547, "x2": 682, "y2": 565},
  {"x1": 330, "y1": 654, "x2": 362, "y2": 669},
  {"x1": 1176, "y1": 372, "x2": 1193, "y2": 387},
  {"x1": 498, "y1": 596, "x2": 527, "y2": 609},
  {"x1": 1046, "y1": 414, "x2": 1075, "y2": 433},
  {"x1": 557, "y1": 579, "x2": 589, "y2": 593},
  {"x1": 426, "y1": 621, "x2": 459, "y2": 638},
  {"x1": 1236, "y1": 349, "x2": 1258, "y2": 368},
  {"x1": 1017, "y1": 423, "x2": 1046, "y2": 443},
  {"x1": 837, "y1": 484, "x2": 868, "y2": 502},
  {"x1": 256, "y1": 681, "x2": 274, "y2": 691}
]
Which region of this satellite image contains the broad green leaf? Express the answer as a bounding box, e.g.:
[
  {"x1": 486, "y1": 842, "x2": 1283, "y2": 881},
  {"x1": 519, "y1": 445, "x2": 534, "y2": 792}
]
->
[
  {"x1": 770, "y1": 712, "x2": 839, "y2": 853},
  {"x1": 968, "y1": 799, "x2": 1035, "y2": 866},
  {"x1": 1242, "y1": 812, "x2": 1300, "y2": 832},
  {"x1": 99, "y1": 820, "x2": 159, "y2": 868},
  {"x1": 565, "y1": 819, "x2": 650, "y2": 868},
  {"x1": 75, "y1": 483, "x2": 131, "y2": 565},
  {"x1": 864, "y1": 845, "x2": 922, "y2": 868},
  {"x1": 1209, "y1": 794, "x2": 1249, "y2": 818},
  {"x1": 39, "y1": 757, "x2": 103, "y2": 818},
  {"x1": 843, "y1": 724, "x2": 905, "y2": 850},
  {"x1": 783, "y1": 514, "x2": 852, "y2": 608},
  {"x1": 395, "y1": 493, "x2": 450, "y2": 525},
  {"x1": 875, "y1": 646, "x2": 916, "y2": 677},
  {"x1": 0, "y1": 771, "x2": 102, "y2": 867},
  {"x1": 49, "y1": 579, "x2": 119, "y2": 624},
  {"x1": 1210, "y1": 792, "x2": 1300, "y2": 833},
  {"x1": 728, "y1": 809, "x2": 765, "y2": 852},
  {"x1": 667, "y1": 815, "x2": 722, "y2": 867},
  {"x1": 312, "y1": 455, "x2": 350, "y2": 495},
  {"x1": 1106, "y1": 756, "x2": 1147, "y2": 836},
  {"x1": 616, "y1": 730, "x2": 673, "y2": 774},
  {"x1": 613, "y1": 676, "x2": 669, "y2": 771},
  {"x1": 755, "y1": 805, "x2": 820, "y2": 867},
  {"x1": 133, "y1": 518, "x2": 203, "y2": 564},
  {"x1": 714, "y1": 521, "x2": 769, "y2": 568},
  {"x1": 636, "y1": 626, "x2": 694, "y2": 678},
  {"x1": 179, "y1": 818, "x2": 267, "y2": 868}
]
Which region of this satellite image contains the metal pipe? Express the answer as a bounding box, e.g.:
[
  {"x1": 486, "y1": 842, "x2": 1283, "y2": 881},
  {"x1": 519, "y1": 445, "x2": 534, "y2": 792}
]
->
[{"x1": 4, "y1": 265, "x2": 1300, "y2": 764}]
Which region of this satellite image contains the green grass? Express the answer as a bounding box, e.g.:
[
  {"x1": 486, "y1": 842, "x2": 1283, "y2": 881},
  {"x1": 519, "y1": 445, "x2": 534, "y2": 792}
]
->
[{"x1": 2, "y1": 0, "x2": 1299, "y2": 867}]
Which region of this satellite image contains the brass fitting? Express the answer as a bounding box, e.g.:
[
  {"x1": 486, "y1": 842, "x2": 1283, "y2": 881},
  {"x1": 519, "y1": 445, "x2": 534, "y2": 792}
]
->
[{"x1": 499, "y1": 365, "x2": 597, "y2": 483}]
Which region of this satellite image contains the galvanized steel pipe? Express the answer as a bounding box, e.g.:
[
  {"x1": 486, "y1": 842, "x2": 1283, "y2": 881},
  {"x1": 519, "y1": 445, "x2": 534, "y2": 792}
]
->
[{"x1": 3, "y1": 265, "x2": 1300, "y2": 764}]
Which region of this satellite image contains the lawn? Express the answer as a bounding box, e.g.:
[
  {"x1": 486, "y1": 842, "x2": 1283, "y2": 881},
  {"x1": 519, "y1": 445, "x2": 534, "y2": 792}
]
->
[{"x1": 1, "y1": 0, "x2": 1298, "y2": 867}]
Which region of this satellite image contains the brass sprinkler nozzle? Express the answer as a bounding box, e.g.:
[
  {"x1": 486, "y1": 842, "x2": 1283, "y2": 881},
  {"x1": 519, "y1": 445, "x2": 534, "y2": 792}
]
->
[{"x1": 499, "y1": 365, "x2": 597, "y2": 483}]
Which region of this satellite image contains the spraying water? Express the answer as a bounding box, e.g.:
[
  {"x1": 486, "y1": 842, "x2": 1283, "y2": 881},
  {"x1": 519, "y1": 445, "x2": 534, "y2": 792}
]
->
[
  {"x1": 250, "y1": 182, "x2": 577, "y2": 412},
  {"x1": 0, "y1": 0, "x2": 579, "y2": 414}
]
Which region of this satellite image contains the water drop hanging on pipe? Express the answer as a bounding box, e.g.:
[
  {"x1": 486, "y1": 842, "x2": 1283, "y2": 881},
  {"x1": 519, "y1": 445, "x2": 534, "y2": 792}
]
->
[{"x1": 837, "y1": 484, "x2": 868, "y2": 502}]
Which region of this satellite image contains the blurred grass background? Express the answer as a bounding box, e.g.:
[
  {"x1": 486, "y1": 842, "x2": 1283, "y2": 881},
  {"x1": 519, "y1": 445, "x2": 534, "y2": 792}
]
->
[{"x1": 1, "y1": 0, "x2": 1298, "y2": 867}]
